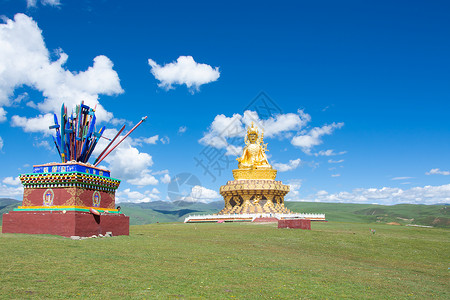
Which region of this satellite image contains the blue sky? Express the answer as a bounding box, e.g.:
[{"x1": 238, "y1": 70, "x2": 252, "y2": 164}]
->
[{"x1": 0, "y1": 0, "x2": 449, "y2": 205}]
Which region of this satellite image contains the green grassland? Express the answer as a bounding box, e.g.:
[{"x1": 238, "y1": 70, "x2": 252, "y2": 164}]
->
[{"x1": 0, "y1": 222, "x2": 448, "y2": 299}]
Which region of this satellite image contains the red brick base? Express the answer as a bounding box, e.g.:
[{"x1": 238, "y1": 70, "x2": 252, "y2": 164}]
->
[
  {"x1": 2, "y1": 211, "x2": 129, "y2": 237},
  {"x1": 278, "y1": 219, "x2": 311, "y2": 230}
]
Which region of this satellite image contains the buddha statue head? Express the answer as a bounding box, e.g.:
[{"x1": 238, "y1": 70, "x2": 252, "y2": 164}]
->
[{"x1": 246, "y1": 122, "x2": 259, "y2": 144}]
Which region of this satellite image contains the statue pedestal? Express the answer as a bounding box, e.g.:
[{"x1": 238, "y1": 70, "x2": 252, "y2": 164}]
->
[
  {"x1": 1, "y1": 162, "x2": 129, "y2": 237},
  {"x1": 218, "y1": 179, "x2": 292, "y2": 215},
  {"x1": 2, "y1": 211, "x2": 129, "y2": 237}
]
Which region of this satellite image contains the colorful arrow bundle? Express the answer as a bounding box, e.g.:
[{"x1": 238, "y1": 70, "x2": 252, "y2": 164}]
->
[{"x1": 49, "y1": 101, "x2": 147, "y2": 165}]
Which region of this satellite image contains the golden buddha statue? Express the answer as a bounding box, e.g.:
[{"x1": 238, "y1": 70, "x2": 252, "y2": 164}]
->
[{"x1": 236, "y1": 122, "x2": 272, "y2": 170}]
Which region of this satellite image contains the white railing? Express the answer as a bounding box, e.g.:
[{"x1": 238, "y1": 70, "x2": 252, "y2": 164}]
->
[{"x1": 184, "y1": 213, "x2": 326, "y2": 223}]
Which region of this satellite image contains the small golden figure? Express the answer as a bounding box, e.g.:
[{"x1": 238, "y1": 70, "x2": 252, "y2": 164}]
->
[
  {"x1": 253, "y1": 195, "x2": 261, "y2": 205},
  {"x1": 237, "y1": 122, "x2": 272, "y2": 170}
]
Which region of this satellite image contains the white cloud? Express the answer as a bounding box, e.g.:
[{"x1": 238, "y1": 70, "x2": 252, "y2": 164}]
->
[
  {"x1": 291, "y1": 122, "x2": 344, "y2": 154},
  {"x1": 331, "y1": 174, "x2": 341, "y2": 177},
  {"x1": 199, "y1": 110, "x2": 311, "y2": 150},
  {"x1": 328, "y1": 159, "x2": 344, "y2": 164},
  {"x1": 3, "y1": 176, "x2": 21, "y2": 186},
  {"x1": 314, "y1": 149, "x2": 346, "y2": 156},
  {"x1": 391, "y1": 177, "x2": 413, "y2": 180},
  {"x1": 0, "y1": 183, "x2": 23, "y2": 198},
  {"x1": 41, "y1": 0, "x2": 61, "y2": 6},
  {"x1": 160, "y1": 136, "x2": 170, "y2": 144},
  {"x1": 116, "y1": 188, "x2": 160, "y2": 203},
  {"x1": 92, "y1": 128, "x2": 156, "y2": 185},
  {"x1": 178, "y1": 126, "x2": 187, "y2": 134},
  {"x1": 242, "y1": 109, "x2": 311, "y2": 138},
  {"x1": 27, "y1": 0, "x2": 61, "y2": 7},
  {"x1": 127, "y1": 171, "x2": 159, "y2": 186},
  {"x1": 291, "y1": 184, "x2": 450, "y2": 205},
  {"x1": 33, "y1": 138, "x2": 52, "y2": 150},
  {"x1": 183, "y1": 185, "x2": 220, "y2": 203},
  {"x1": 152, "y1": 169, "x2": 169, "y2": 175},
  {"x1": 273, "y1": 158, "x2": 301, "y2": 172},
  {"x1": 0, "y1": 14, "x2": 123, "y2": 133},
  {"x1": 161, "y1": 173, "x2": 171, "y2": 184},
  {"x1": 0, "y1": 136, "x2": 3, "y2": 150},
  {"x1": 148, "y1": 56, "x2": 220, "y2": 92},
  {"x1": 199, "y1": 113, "x2": 243, "y2": 148},
  {"x1": 145, "y1": 135, "x2": 159, "y2": 144},
  {"x1": 0, "y1": 107, "x2": 6, "y2": 122},
  {"x1": 426, "y1": 168, "x2": 450, "y2": 176},
  {"x1": 26, "y1": 0, "x2": 37, "y2": 7},
  {"x1": 286, "y1": 179, "x2": 302, "y2": 199},
  {"x1": 10, "y1": 113, "x2": 54, "y2": 135},
  {"x1": 225, "y1": 144, "x2": 242, "y2": 156},
  {"x1": 133, "y1": 135, "x2": 159, "y2": 145},
  {"x1": 106, "y1": 146, "x2": 153, "y2": 181}
]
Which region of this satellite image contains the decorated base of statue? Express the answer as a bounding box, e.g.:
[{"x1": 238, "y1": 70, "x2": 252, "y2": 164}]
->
[
  {"x1": 2, "y1": 162, "x2": 129, "y2": 237},
  {"x1": 217, "y1": 177, "x2": 293, "y2": 215}
]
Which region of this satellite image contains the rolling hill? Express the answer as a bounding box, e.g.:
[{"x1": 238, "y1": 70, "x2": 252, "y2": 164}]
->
[
  {"x1": 0, "y1": 197, "x2": 448, "y2": 227},
  {"x1": 0, "y1": 198, "x2": 20, "y2": 222}
]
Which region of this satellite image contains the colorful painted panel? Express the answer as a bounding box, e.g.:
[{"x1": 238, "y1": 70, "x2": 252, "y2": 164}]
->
[{"x1": 33, "y1": 163, "x2": 110, "y2": 177}]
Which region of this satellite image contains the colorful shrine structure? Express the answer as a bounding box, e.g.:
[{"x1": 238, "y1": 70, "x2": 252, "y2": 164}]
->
[
  {"x1": 185, "y1": 122, "x2": 326, "y2": 224},
  {"x1": 2, "y1": 101, "x2": 147, "y2": 237}
]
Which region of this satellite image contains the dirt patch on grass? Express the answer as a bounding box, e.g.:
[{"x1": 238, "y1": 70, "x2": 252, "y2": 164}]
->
[{"x1": 386, "y1": 222, "x2": 401, "y2": 225}]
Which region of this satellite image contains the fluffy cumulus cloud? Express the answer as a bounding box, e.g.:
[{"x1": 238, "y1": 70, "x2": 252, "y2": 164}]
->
[
  {"x1": 0, "y1": 14, "x2": 123, "y2": 133},
  {"x1": 291, "y1": 122, "x2": 344, "y2": 154},
  {"x1": 199, "y1": 113, "x2": 243, "y2": 149},
  {"x1": 426, "y1": 168, "x2": 450, "y2": 176},
  {"x1": 116, "y1": 188, "x2": 160, "y2": 203},
  {"x1": 148, "y1": 56, "x2": 220, "y2": 92},
  {"x1": 183, "y1": 185, "x2": 220, "y2": 203},
  {"x1": 132, "y1": 135, "x2": 159, "y2": 145},
  {"x1": 273, "y1": 158, "x2": 301, "y2": 172},
  {"x1": 178, "y1": 126, "x2": 187, "y2": 134},
  {"x1": 0, "y1": 107, "x2": 6, "y2": 122},
  {"x1": 291, "y1": 184, "x2": 450, "y2": 205},
  {"x1": 91, "y1": 129, "x2": 158, "y2": 187},
  {"x1": 127, "y1": 171, "x2": 159, "y2": 186},
  {"x1": 10, "y1": 113, "x2": 54, "y2": 135},
  {"x1": 3, "y1": 176, "x2": 21, "y2": 186},
  {"x1": 0, "y1": 183, "x2": 23, "y2": 198},
  {"x1": 144, "y1": 135, "x2": 159, "y2": 144},
  {"x1": 161, "y1": 173, "x2": 171, "y2": 184},
  {"x1": 0, "y1": 136, "x2": 3, "y2": 150},
  {"x1": 286, "y1": 179, "x2": 302, "y2": 199},
  {"x1": 199, "y1": 109, "x2": 312, "y2": 154}
]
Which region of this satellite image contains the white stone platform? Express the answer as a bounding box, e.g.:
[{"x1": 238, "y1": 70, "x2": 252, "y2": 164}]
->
[{"x1": 184, "y1": 213, "x2": 326, "y2": 223}]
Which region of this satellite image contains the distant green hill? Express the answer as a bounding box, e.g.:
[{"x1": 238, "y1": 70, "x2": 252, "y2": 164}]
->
[
  {"x1": 0, "y1": 198, "x2": 20, "y2": 222},
  {"x1": 286, "y1": 202, "x2": 449, "y2": 228},
  {"x1": 1, "y1": 198, "x2": 448, "y2": 228},
  {"x1": 120, "y1": 201, "x2": 223, "y2": 225}
]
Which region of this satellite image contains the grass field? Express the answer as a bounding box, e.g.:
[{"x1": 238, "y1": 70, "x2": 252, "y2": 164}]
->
[{"x1": 0, "y1": 222, "x2": 448, "y2": 299}]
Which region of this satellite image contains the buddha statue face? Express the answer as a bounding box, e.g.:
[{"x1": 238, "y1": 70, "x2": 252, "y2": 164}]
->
[{"x1": 248, "y1": 133, "x2": 258, "y2": 143}]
